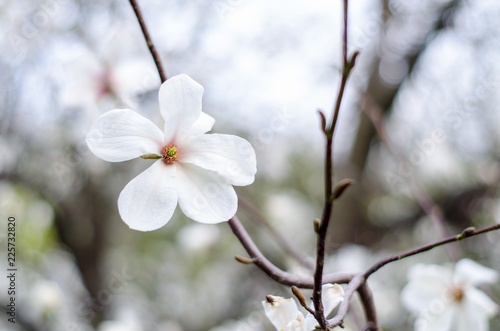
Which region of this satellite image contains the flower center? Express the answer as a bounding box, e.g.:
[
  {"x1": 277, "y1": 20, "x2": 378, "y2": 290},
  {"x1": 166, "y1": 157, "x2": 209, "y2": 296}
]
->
[
  {"x1": 449, "y1": 285, "x2": 464, "y2": 302},
  {"x1": 161, "y1": 144, "x2": 179, "y2": 164}
]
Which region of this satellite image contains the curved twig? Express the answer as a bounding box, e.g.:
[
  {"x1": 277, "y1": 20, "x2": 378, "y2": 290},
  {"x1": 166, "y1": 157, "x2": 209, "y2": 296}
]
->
[
  {"x1": 228, "y1": 216, "x2": 355, "y2": 288},
  {"x1": 357, "y1": 283, "x2": 378, "y2": 331},
  {"x1": 364, "y1": 224, "x2": 500, "y2": 279},
  {"x1": 327, "y1": 274, "x2": 364, "y2": 328}
]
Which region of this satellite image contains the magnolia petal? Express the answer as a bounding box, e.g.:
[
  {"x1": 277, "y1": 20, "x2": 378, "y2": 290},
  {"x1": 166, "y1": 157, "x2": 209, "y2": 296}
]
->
[
  {"x1": 176, "y1": 163, "x2": 237, "y2": 224},
  {"x1": 407, "y1": 264, "x2": 453, "y2": 282},
  {"x1": 159, "y1": 74, "x2": 204, "y2": 143},
  {"x1": 185, "y1": 111, "x2": 215, "y2": 137},
  {"x1": 401, "y1": 264, "x2": 452, "y2": 313},
  {"x1": 86, "y1": 109, "x2": 163, "y2": 162},
  {"x1": 414, "y1": 305, "x2": 454, "y2": 331},
  {"x1": 262, "y1": 296, "x2": 299, "y2": 331},
  {"x1": 456, "y1": 309, "x2": 488, "y2": 331},
  {"x1": 454, "y1": 259, "x2": 499, "y2": 286},
  {"x1": 181, "y1": 134, "x2": 256, "y2": 186},
  {"x1": 322, "y1": 284, "x2": 344, "y2": 315},
  {"x1": 164, "y1": 111, "x2": 215, "y2": 145},
  {"x1": 401, "y1": 281, "x2": 442, "y2": 314},
  {"x1": 464, "y1": 287, "x2": 499, "y2": 318},
  {"x1": 118, "y1": 161, "x2": 177, "y2": 231},
  {"x1": 286, "y1": 312, "x2": 307, "y2": 331},
  {"x1": 304, "y1": 314, "x2": 318, "y2": 331},
  {"x1": 457, "y1": 293, "x2": 494, "y2": 331}
]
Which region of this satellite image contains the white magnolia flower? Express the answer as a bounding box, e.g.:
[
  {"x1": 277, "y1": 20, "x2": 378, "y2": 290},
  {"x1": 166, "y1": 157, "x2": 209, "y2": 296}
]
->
[
  {"x1": 263, "y1": 284, "x2": 344, "y2": 331},
  {"x1": 401, "y1": 259, "x2": 499, "y2": 331},
  {"x1": 86, "y1": 74, "x2": 256, "y2": 231}
]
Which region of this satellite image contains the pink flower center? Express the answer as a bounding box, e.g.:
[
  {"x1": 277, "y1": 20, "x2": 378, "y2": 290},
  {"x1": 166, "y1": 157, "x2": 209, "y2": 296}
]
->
[{"x1": 161, "y1": 145, "x2": 179, "y2": 164}]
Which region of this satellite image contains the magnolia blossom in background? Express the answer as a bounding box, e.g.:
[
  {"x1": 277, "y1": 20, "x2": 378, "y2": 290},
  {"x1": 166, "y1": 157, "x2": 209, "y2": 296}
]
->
[
  {"x1": 86, "y1": 74, "x2": 256, "y2": 231},
  {"x1": 401, "y1": 258, "x2": 499, "y2": 331},
  {"x1": 263, "y1": 284, "x2": 344, "y2": 331}
]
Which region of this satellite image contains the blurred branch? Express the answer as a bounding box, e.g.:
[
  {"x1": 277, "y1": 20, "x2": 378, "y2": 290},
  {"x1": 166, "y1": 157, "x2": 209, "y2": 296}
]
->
[
  {"x1": 129, "y1": 0, "x2": 167, "y2": 83},
  {"x1": 4, "y1": 169, "x2": 109, "y2": 326},
  {"x1": 228, "y1": 216, "x2": 355, "y2": 288},
  {"x1": 239, "y1": 198, "x2": 315, "y2": 270},
  {"x1": 361, "y1": 92, "x2": 461, "y2": 261},
  {"x1": 350, "y1": 0, "x2": 462, "y2": 173},
  {"x1": 328, "y1": 0, "x2": 464, "y2": 247},
  {"x1": 357, "y1": 283, "x2": 378, "y2": 331}
]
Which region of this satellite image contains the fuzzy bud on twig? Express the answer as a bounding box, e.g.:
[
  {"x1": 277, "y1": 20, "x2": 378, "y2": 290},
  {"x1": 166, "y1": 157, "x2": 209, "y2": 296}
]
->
[
  {"x1": 333, "y1": 178, "x2": 355, "y2": 200},
  {"x1": 235, "y1": 255, "x2": 257, "y2": 264},
  {"x1": 349, "y1": 50, "x2": 360, "y2": 69},
  {"x1": 313, "y1": 219, "x2": 321, "y2": 234},
  {"x1": 317, "y1": 109, "x2": 327, "y2": 134},
  {"x1": 291, "y1": 286, "x2": 307, "y2": 308}
]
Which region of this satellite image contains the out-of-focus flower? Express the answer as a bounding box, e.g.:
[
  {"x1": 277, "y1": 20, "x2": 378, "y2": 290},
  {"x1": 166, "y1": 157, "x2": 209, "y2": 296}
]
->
[
  {"x1": 262, "y1": 284, "x2": 344, "y2": 331},
  {"x1": 176, "y1": 223, "x2": 221, "y2": 252},
  {"x1": 401, "y1": 258, "x2": 499, "y2": 331},
  {"x1": 58, "y1": 29, "x2": 160, "y2": 112},
  {"x1": 30, "y1": 280, "x2": 63, "y2": 318},
  {"x1": 86, "y1": 74, "x2": 256, "y2": 231}
]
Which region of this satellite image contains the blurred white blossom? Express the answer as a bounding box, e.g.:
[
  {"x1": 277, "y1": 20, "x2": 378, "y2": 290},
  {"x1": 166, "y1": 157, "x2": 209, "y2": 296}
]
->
[
  {"x1": 30, "y1": 280, "x2": 63, "y2": 318},
  {"x1": 86, "y1": 74, "x2": 256, "y2": 231},
  {"x1": 176, "y1": 223, "x2": 221, "y2": 252},
  {"x1": 263, "y1": 284, "x2": 344, "y2": 331},
  {"x1": 401, "y1": 259, "x2": 499, "y2": 331}
]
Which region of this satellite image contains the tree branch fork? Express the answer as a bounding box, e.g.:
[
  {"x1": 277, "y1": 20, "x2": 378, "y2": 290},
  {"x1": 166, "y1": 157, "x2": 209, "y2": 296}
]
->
[{"x1": 229, "y1": 216, "x2": 500, "y2": 330}]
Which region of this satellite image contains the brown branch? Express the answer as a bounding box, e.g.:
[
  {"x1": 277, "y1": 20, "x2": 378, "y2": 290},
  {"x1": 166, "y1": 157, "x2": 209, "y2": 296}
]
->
[
  {"x1": 327, "y1": 274, "x2": 364, "y2": 328},
  {"x1": 129, "y1": 0, "x2": 167, "y2": 83},
  {"x1": 312, "y1": 0, "x2": 358, "y2": 328},
  {"x1": 357, "y1": 283, "x2": 378, "y2": 331},
  {"x1": 364, "y1": 224, "x2": 500, "y2": 278},
  {"x1": 324, "y1": 224, "x2": 500, "y2": 329},
  {"x1": 228, "y1": 216, "x2": 355, "y2": 288}
]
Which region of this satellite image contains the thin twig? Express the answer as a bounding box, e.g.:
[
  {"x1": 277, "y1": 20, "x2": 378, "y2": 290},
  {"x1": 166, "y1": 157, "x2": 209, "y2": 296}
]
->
[
  {"x1": 325, "y1": 224, "x2": 500, "y2": 329},
  {"x1": 312, "y1": 0, "x2": 358, "y2": 328},
  {"x1": 364, "y1": 224, "x2": 500, "y2": 278},
  {"x1": 228, "y1": 216, "x2": 355, "y2": 288},
  {"x1": 129, "y1": 0, "x2": 167, "y2": 83},
  {"x1": 357, "y1": 283, "x2": 378, "y2": 331},
  {"x1": 229, "y1": 211, "x2": 500, "y2": 326},
  {"x1": 327, "y1": 274, "x2": 364, "y2": 328},
  {"x1": 238, "y1": 198, "x2": 315, "y2": 270}
]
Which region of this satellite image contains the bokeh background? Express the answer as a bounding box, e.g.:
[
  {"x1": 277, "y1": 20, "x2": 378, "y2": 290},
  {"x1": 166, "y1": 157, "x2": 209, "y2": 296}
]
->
[{"x1": 1, "y1": 0, "x2": 500, "y2": 330}]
